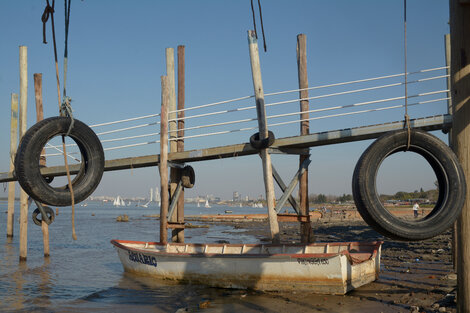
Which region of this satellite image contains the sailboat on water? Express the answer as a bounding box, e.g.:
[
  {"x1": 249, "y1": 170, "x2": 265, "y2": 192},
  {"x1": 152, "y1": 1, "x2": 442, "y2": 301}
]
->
[
  {"x1": 113, "y1": 195, "x2": 125, "y2": 207},
  {"x1": 205, "y1": 199, "x2": 211, "y2": 208}
]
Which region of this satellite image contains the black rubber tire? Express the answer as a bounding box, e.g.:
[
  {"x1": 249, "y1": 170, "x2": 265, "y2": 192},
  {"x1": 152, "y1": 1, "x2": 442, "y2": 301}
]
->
[
  {"x1": 249, "y1": 131, "x2": 275, "y2": 149},
  {"x1": 32, "y1": 206, "x2": 55, "y2": 226},
  {"x1": 181, "y1": 165, "x2": 195, "y2": 189},
  {"x1": 352, "y1": 129, "x2": 466, "y2": 241},
  {"x1": 15, "y1": 117, "x2": 105, "y2": 207}
]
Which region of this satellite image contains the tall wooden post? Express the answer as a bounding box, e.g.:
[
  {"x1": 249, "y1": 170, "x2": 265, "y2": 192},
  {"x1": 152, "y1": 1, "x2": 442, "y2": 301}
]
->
[
  {"x1": 247, "y1": 30, "x2": 280, "y2": 243},
  {"x1": 175, "y1": 45, "x2": 186, "y2": 243},
  {"x1": 445, "y1": 34, "x2": 458, "y2": 271},
  {"x1": 449, "y1": 1, "x2": 470, "y2": 312},
  {"x1": 7, "y1": 93, "x2": 18, "y2": 239},
  {"x1": 159, "y1": 76, "x2": 170, "y2": 244},
  {"x1": 296, "y1": 34, "x2": 313, "y2": 243},
  {"x1": 166, "y1": 48, "x2": 179, "y2": 242},
  {"x1": 18, "y1": 46, "x2": 28, "y2": 261},
  {"x1": 34, "y1": 73, "x2": 50, "y2": 257}
]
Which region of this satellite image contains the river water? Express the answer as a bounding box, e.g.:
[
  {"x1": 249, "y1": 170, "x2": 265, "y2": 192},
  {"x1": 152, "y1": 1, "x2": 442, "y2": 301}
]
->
[{"x1": 0, "y1": 201, "x2": 270, "y2": 312}]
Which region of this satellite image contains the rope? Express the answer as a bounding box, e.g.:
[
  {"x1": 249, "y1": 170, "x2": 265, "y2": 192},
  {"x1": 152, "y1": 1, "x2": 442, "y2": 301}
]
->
[
  {"x1": 42, "y1": 0, "x2": 77, "y2": 240},
  {"x1": 41, "y1": 0, "x2": 54, "y2": 44},
  {"x1": 403, "y1": 0, "x2": 411, "y2": 150},
  {"x1": 250, "y1": 0, "x2": 267, "y2": 52},
  {"x1": 257, "y1": 0, "x2": 267, "y2": 52}
]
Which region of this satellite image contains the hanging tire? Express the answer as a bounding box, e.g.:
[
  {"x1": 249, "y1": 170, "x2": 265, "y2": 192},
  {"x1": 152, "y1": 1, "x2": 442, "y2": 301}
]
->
[
  {"x1": 32, "y1": 206, "x2": 55, "y2": 226},
  {"x1": 15, "y1": 117, "x2": 105, "y2": 207},
  {"x1": 352, "y1": 129, "x2": 466, "y2": 241},
  {"x1": 249, "y1": 131, "x2": 275, "y2": 149},
  {"x1": 181, "y1": 165, "x2": 195, "y2": 188}
]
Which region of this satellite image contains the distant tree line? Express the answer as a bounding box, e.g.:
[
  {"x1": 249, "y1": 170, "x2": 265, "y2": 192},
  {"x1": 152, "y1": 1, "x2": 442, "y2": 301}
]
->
[
  {"x1": 308, "y1": 193, "x2": 352, "y2": 204},
  {"x1": 307, "y1": 187, "x2": 438, "y2": 204}
]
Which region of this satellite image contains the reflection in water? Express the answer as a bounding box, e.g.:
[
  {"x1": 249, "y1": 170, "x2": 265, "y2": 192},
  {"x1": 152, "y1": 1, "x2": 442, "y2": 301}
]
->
[{"x1": 0, "y1": 201, "x2": 265, "y2": 311}]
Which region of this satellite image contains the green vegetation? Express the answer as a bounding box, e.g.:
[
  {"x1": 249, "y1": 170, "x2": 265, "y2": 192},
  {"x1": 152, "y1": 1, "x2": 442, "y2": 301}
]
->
[
  {"x1": 308, "y1": 187, "x2": 438, "y2": 204},
  {"x1": 379, "y1": 188, "x2": 438, "y2": 202}
]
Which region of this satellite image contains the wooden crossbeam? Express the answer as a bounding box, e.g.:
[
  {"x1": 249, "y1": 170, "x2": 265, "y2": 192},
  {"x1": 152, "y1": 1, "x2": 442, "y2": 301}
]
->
[{"x1": 0, "y1": 114, "x2": 451, "y2": 183}]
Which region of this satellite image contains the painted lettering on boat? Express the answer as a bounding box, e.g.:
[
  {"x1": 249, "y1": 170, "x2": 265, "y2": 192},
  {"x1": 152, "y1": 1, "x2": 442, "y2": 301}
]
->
[
  {"x1": 297, "y1": 258, "x2": 329, "y2": 266},
  {"x1": 128, "y1": 251, "x2": 157, "y2": 267}
]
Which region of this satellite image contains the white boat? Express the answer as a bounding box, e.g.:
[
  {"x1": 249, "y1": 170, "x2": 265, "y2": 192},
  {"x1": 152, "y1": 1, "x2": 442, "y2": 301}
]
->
[
  {"x1": 205, "y1": 199, "x2": 211, "y2": 208},
  {"x1": 111, "y1": 240, "x2": 382, "y2": 294},
  {"x1": 113, "y1": 195, "x2": 125, "y2": 207},
  {"x1": 197, "y1": 202, "x2": 200, "y2": 208}
]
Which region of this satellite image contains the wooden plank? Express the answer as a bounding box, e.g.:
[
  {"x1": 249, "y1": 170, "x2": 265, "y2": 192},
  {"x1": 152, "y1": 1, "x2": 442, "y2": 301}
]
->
[
  {"x1": 0, "y1": 114, "x2": 452, "y2": 183},
  {"x1": 277, "y1": 214, "x2": 310, "y2": 223}
]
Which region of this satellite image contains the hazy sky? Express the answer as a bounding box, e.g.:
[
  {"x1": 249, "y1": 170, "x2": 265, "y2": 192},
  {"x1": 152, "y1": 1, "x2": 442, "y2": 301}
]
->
[{"x1": 0, "y1": 1, "x2": 451, "y2": 200}]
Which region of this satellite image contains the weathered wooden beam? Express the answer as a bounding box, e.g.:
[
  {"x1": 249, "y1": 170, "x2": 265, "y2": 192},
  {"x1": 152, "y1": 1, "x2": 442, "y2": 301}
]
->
[
  {"x1": 449, "y1": 1, "x2": 470, "y2": 312},
  {"x1": 297, "y1": 33, "x2": 312, "y2": 243},
  {"x1": 19, "y1": 45, "x2": 28, "y2": 262},
  {"x1": 248, "y1": 30, "x2": 280, "y2": 243},
  {"x1": 159, "y1": 75, "x2": 170, "y2": 244},
  {"x1": 0, "y1": 114, "x2": 451, "y2": 183},
  {"x1": 6, "y1": 93, "x2": 18, "y2": 239}
]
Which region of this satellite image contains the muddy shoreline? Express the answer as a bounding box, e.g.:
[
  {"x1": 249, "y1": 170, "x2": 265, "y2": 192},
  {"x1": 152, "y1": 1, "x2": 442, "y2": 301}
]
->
[{"x1": 193, "y1": 218, "x2": 457, "y2": 313}]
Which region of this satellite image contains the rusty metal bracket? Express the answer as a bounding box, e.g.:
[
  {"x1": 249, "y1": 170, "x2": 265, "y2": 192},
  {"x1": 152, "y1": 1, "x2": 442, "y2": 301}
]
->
[{"x1": 273, "y1": 156, "x2": 311, "y2": 214}]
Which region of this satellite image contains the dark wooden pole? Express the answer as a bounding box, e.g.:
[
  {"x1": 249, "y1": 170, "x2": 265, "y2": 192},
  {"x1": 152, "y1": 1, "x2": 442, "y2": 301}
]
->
[
  {"x1": 6, "y1": 93, "x2": 18, "y2": 239},
  {"x1": 296, "y1": 34, "x2": 313, "y2": 243},
  {"x1": 34, "y1": 73, "x2": 50, "y2": 257},
  {"x1": 174, "y1": 45, "x2": 185, "y2": 243},
  {"x1": 159, "y1": 76, "x2": 170, "y2": 244},
  {"x1": 449, "y1": 1, "x2": 470, "y2": 312}
]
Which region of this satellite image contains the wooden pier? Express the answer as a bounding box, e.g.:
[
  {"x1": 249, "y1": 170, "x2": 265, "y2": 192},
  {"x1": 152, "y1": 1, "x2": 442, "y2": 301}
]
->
[{"x1": 0, "y1": 113, "x2": 451, "y2": 183}]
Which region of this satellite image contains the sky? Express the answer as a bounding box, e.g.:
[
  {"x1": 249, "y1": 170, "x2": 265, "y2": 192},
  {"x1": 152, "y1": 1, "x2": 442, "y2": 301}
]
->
[{"x1": 0, "y1": 1, "x2": 452, "y2": 201}]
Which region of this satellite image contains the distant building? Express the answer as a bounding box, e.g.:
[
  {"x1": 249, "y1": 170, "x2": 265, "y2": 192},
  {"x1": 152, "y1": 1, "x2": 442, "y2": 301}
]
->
[{"x1": 233, "y1": 191, "x2": 240, "y2": 202}]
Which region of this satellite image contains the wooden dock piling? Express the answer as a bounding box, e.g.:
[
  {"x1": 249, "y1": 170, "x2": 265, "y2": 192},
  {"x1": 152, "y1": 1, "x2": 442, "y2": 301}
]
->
[
  {"x1": 296, "y1": 34, "x2": 313, "y2": 243},
  {"x1": 34, "y1": 73, "x2": 50, "y2": 257},
  {"x1": 159, "y1": 76, "x2": 170, "y2": 244},
  {"x1": 449, "y1": 1, "x2": 470, "y2": 311},
  {"x1": 166, "y1": 48, "x2": 180, "y2": 242},
  {"x1": 247, "y1": 30, "x2": 280, "y2": 243},
  {"x1": 175, "y1": 45, "x2": 186, "y2": 243},
  {"x1": 18, "y1": 46, "x2": 28, "y2": 261},
  {"x1": 6, "y1": 93, "x2": 18, "y2": 239}
]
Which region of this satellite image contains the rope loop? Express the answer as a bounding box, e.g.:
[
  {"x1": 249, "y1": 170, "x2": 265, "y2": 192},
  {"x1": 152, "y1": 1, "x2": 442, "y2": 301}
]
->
[
  {"x1": 41, "y1": 0, "x2": 55, "y2": 44},
  {"x1": 60, "y1": 96, "x2": 75, "y2": 136}
]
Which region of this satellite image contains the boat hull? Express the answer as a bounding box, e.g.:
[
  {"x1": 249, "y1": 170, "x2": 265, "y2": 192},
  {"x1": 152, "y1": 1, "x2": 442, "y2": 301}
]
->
[{"x1": 111, "y1": 240, "x2": 382, "y2": 294}]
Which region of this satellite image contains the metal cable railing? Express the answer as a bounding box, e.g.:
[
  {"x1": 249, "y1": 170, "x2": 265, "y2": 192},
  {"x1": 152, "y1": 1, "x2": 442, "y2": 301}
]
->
[{"x1": 43, "y1": 67, "x2": 450, "y2": 162}]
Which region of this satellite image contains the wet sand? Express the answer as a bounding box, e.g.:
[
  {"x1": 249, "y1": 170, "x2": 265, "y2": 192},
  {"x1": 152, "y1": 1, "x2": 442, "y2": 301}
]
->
[{"x1": 189, "y1": 216, "x2": 457, "y2": 313}]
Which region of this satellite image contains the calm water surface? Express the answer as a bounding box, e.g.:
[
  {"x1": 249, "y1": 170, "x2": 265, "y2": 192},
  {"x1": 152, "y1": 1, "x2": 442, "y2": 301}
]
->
[{"x1": 0, "y1": 201, "x2": 267, "y2": 312}]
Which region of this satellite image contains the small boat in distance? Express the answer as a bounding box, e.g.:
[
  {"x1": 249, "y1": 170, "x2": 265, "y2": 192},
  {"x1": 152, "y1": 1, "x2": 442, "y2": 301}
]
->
[
  {"x1": 225, "y1": 210, "x2": 233, "y2": 213},
  {"x1": 205, "y1": 199, "x2": 211, "y2": 208}
]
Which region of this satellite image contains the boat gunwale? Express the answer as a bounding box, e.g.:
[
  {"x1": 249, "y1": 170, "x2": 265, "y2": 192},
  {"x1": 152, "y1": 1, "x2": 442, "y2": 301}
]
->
[{"x1": 111, "y1": 239, "x2": 382, "y2": 260}]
